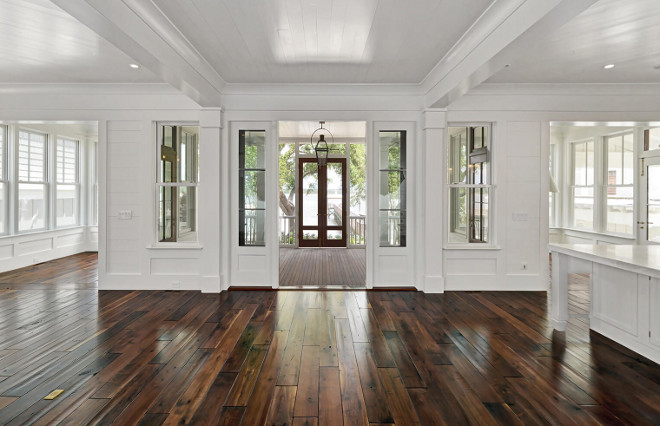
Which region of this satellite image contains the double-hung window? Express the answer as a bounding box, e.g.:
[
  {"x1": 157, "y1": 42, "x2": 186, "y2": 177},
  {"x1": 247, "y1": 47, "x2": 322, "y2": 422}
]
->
[
  {"x1": 605, "y1": 132, "x2": 634, "y2": 234},
  {"x1": 0, "y1": 126, "x2": 6, "y2": 234},
  {"x1": 17, "y1": 130, "x2": 47, "y2": 232},
  {"x1": 448, "y1": 125, "x2": 491, "y2": 244},
  {"x1": 570, "y1": 139, "x2": 595, "y2": 230},
  {"x1": 156, "y1": 124, "x2": 199, "y2": 243},
  {"x1": 56, "y1": 137, "x2": 79, "y2": 227}
]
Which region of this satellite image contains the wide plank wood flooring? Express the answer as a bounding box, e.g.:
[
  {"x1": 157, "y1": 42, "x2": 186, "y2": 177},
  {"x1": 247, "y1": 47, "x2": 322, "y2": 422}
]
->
[
  {"x1": 1, "y1": 253, "x2": 660, "y2": 424},
  {"x1": 279, "y1": 248, "x2": 365, "y2": 288}
]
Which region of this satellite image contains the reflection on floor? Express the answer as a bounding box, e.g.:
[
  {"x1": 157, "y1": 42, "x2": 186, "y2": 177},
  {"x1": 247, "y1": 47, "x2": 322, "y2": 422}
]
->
[
  {"x1": 279, "y1": 248, "x2": 365, "y2": 288},
  {"x1": 2, "y1": 253, "x2": 660, "y2": 424}
]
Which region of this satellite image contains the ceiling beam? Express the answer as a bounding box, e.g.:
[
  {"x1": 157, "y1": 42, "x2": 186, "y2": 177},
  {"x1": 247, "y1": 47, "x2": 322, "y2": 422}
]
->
[
  {"x1": 423, "y1": 0, "x2": 598, "y2": 108},
  {"x1": 50, "y1": 0, "x2": 225, "y2": 107}
]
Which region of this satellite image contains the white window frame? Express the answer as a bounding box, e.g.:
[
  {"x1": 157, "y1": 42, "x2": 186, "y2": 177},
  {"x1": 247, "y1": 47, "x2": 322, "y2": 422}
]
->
[
  {"x1": 154, "y1": 122, "x2": 200, "y2": 245},
  {"x1": 16, "y1": 128, "x2": 49, "y2": 233},
  {"x1": 55, "y1": 136, "x2": 80, "y2": 228},
  {"x1": 569, "y1": 138, "x2": 595, "y2": 231},
  {"x1": 446, "y1": 123, "x2": 493, "y2": 245},
  {"x1": 0, "y1": 125, "x2": 7, "y2": 235},
  {"x1": 603, "y1": 131, "x2": 634, "y2": 236}
]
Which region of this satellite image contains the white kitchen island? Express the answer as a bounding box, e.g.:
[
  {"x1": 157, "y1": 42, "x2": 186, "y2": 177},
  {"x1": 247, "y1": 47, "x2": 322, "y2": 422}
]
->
[{"x1": 549, "y1": 243, "x2": 660, "y2": 364}]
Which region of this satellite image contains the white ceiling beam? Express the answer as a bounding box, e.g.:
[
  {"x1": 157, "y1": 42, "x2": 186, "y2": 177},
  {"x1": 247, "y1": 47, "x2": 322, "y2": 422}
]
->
[
  {"x1": 50, "y1": 0, "x2": 225, "y2": 107},
  {"x1": 423, "y1": 0, "x2": 598, "y2": 108}
]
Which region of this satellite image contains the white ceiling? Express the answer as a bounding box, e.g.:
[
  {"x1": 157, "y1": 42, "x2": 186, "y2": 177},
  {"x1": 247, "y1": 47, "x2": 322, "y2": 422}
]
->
[
  {"x1": 488, "y1": 0, "x2": 660, "y2": 84},
  {"x1": 0, "y1": 0, "x2": 158, "y2": 83},
  {"x1": 1, "y1": 0, "x2": 658, "y2": 106},
  {"x1": 155, "y1": 0, "x2": 494, "y2": 84}
]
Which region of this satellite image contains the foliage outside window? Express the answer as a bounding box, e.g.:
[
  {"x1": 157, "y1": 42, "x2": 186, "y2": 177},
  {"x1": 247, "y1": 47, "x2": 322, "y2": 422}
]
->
[
  {"x1": 605, "y1": 133, "x2": 634, "y2": 234},
  {"x1": 18, "y1": 130, "x2": 47, "y2": 232},
  {"x1": 56, "y1": 137, "x2": 79, "y2": 227},
  {"x1": 239, "y1": 130, "x2": 266, "y2": 246},
  {"x1": 448, "y1": 125, "x2": 490, "y2": 244},
  {"x1": 570, "y1": 139, "x2": 595, "y2": 230},
  {"x1": 379, "y1": 131, "x2": 406, "y2": 247},
  {"x1": 157, "y1": 124, "x2": 199, "y2": 243}
]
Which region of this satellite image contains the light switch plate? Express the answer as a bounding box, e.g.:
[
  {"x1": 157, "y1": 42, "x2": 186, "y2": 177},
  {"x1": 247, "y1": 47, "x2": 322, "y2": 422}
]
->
[{"x1": 118, "y1": 210, "x2": 132, "y2": 220}]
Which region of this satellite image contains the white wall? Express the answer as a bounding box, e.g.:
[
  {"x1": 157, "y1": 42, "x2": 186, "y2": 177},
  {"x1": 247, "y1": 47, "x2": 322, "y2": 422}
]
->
[
  {"x1": 444, "y1": 83, "x2": 660, "y2": 291},
  {"x1": 4, "y1": 83, "x2": 660, "y2": 291}
]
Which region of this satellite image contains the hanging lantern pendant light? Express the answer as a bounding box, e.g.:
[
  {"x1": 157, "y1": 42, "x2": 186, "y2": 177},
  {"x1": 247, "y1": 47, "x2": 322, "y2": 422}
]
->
[{"x1": 312, "y1": 121, "x2": 332, "y2": 166}]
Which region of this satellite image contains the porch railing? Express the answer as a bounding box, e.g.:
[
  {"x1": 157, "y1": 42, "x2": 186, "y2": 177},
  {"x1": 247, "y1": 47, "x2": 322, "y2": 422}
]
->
[
  {"x1": 279, "y1": 215, "x2": 296, "y2": 246},
  {"x1": 349, "y1": 215, "x2": 366, "y2": 246}
]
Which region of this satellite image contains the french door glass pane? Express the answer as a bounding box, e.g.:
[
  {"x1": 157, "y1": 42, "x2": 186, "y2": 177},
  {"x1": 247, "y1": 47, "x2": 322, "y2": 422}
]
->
[
  {"x1": 302, "y1": 230, "x2": 318, "y2": 240},
  {"x1": 302, "y1": 162, "x2": 318, "y2": 226},
  {"x1": 18, "y1": 183, "x2": 46, "y2": 231},
  {"x1": 327, "y1": 162, "x2": 343, "y2": 226}
]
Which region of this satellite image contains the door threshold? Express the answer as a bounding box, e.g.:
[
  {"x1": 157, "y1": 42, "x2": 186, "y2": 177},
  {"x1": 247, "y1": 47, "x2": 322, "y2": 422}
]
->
[{"x1": 278, "y1": 285, "x2": 366, "y2": 290}]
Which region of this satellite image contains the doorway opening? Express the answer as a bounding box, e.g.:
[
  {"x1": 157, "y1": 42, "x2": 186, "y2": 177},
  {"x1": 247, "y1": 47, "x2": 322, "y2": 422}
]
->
[{"x1": 278, "y1": 121, "x2": 366, "y2": 287}]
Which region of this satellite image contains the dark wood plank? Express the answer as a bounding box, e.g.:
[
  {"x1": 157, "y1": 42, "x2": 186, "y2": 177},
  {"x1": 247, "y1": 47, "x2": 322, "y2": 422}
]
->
[
  {"x1": 318, "y1": 366, "x2": 343, "y2": 426},
  {"x1": 0, "y1": 254, "x2": 659, "y2": 425}
]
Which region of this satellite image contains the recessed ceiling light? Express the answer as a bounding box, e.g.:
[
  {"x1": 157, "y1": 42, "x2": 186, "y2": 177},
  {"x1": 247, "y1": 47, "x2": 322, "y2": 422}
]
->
[
  {"x1": 129, "y1": 63, "x2": 140, "y2": 69},
  {"x1": 654, "y1": 65, "x2": 660, "y2": 70},
  {"x1": 603, "y1": 64, "x2": 615, "y2": 69}
]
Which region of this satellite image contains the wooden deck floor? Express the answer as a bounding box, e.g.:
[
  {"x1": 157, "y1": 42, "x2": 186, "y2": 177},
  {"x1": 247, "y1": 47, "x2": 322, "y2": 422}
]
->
[
  {"x1": 279, "y1": 248, "x2": 365, "y2": 288},
  {"x1": 1, "y1": 253, "x2": 660, "y2": 424}
]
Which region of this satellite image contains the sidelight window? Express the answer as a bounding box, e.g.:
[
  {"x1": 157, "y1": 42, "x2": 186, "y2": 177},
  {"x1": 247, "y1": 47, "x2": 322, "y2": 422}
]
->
[
  {"x1": 378, "y1": 131, "x2": 406, "y2": 247},
  {"x1": 239, "y1": 130, "x2": 266, "y2": 246}
]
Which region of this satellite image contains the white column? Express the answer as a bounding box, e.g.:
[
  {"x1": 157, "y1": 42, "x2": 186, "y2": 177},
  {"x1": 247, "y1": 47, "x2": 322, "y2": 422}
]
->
[
  {"x1": 199, "y1": 109, "x2": 223, "y2": 292},
  {"x1": 550, "y1": 250, "x2": 569, "y2": 331},
  {"x1": 422, "y1": 110, "x2": 446, "y2": 293}
]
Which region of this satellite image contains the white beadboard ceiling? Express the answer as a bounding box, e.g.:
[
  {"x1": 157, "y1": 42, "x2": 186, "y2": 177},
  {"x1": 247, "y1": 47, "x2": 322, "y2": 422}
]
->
[
  {"x1": 0, "y1": 0, "x2": 158, "y2": 83},
  {"x1": 488, "y1": 0, "x2": 660, "y2": 84},
  {"x1": 155, "y1": 0, "x2": 494, "y2": 84},
  {"x1": 0, "y1": 0, "x2": 657, "y2": 104}
]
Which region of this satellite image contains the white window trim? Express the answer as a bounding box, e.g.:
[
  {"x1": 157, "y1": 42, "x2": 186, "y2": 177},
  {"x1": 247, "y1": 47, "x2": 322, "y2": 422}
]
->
[
  {"x1": 16, "y1": 128, "x2": 49, "y2": 233},
  {"x1": 154, "y1": 122, "x2": 200, "y2": 244},
  {"x1": 446, "y1": 122, "x2": 494, "y2": 246},
  {"x1": 603, "y1": 132, "x2": 635, "y2": 236},
  {"x1": 55, "y1": 136, "x2": 81, "y2": 229}
]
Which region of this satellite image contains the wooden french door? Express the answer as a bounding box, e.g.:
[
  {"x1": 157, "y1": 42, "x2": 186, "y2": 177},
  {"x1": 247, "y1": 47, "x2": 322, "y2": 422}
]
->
[{"x1": 298, "y1": 158, "x2": 347, "y2": 247}]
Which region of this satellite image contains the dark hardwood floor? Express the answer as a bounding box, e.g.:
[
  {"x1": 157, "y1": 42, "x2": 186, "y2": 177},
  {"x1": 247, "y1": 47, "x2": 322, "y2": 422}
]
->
[
  {"x1": 1, "y1": 253, "x2": 660, "y2": 424},
  {"x1": 279, "y1": 248, "x2": 366, "y2": 288}
]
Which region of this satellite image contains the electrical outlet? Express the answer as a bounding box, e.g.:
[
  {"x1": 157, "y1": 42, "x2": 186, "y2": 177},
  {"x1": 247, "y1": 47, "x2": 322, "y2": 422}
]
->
[
  {"x1": 171, "y1": 281, "x2": 181, "y2": 290},
  {"x1": 521, "y1": 262, "x2": 528, "y2": 270},
  {"x1": 33, "y1": 257, "x2": 41, "y2": 264}
]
